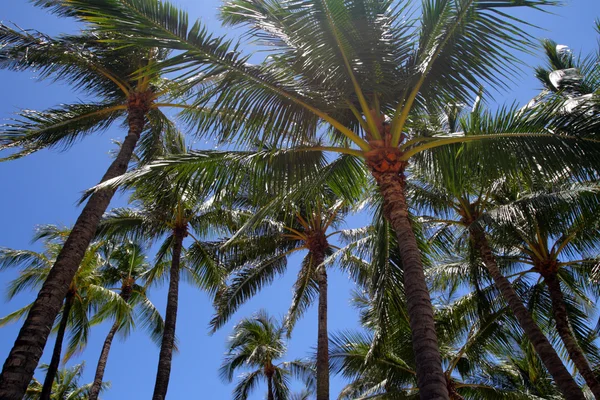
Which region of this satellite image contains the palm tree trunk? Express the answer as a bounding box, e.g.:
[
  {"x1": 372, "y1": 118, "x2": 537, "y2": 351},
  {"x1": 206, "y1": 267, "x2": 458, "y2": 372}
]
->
[
  {"x1": 370, "y1": 165, "x2": 448, "y2": 400},
  {"x1": 545, "y1": 272, "x2": 600, "y2": 398},
  {"x1": 89, "y1": 283, "x2": 132, "y2": 400},
  {"x1": 316, "y1": 264, "x2": 329, "y2": 400},
  {"x1": 0, "y1": 97, "x2": 149, "y2": 400},
  {"x1": 267, "y1": 375, "x2": 274, "y2": 400},
  {"x1": 152, "y1": 226, "x2": 185, "y2": 400},
  {"x1": 469, "y1": 226, "x2": 585, "y2": 400},
  {"x1": 40, "y1": 293, "x2": 74, "y2": 400},
  {"x1": 88, "y1": 320, "x2": 119, "y2": 400},
  {"x1": 308, "y1": 231, "x2": 330, "y2": 400}
]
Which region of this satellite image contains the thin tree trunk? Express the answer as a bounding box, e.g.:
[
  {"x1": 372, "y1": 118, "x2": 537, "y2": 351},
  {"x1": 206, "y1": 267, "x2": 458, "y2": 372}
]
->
[
  {"x1": 89, "y1": 283, "x2": 132, "y2": 400},
  {"x1": 545, "y1": 273, "x2": 600, "y2": 398},
  {"x1": 469, "y1": 226, "x2": 585, "y2": 400},
  {"x1": 0, "y1": 98, "x2": 148, "y2": 400},
  {"x1": 308, "y1": 230, "x2": 330, "y2": 400},
  {"x1": 372, "y1": 169, "x2": 449, "y2": 400},
  {"x1": 316, "y1": 264, "x2": 329, "y2": 400},
  {"x1": 267, "y1": 375, "x2": 274, "y2": 400},
  {"x1": 88, "y1": 321, "x2": 119, "y2": 400},
  {"x1": 40, "y1": 294, "x2": 74, "y2": 400},
  {"x1": 152, "y1": 227, "x2": 185, "y2": 400},
  {"x1": 89, "y1": 282, "x2": 134, "y2": 400}
]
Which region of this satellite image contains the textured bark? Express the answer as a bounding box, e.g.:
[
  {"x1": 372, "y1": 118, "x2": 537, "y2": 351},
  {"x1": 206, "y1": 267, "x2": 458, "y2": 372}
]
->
[
  {"x1": 316, "y1": 267, "x2": 329, "y2": 400},
  {"x1": 89, "y1": 283, "x2": 133, "y2": 400},
  {"x1": 152, "y1": 227, "x2": 185, "y2": 400},
  {"x1": 545, "y1": 273, "x2": 600, "y2": 398},
  {"x1": 40, "y1": 294, "x2": 74, "y2": 400},
  {"x1": 0, "y1": 98, "x2": 148, "y2": 400},
  {"x1": 88, "y1": 320, "x2": 119, "y2": 400},
  {"x1": 372, "y1": 169, "x2": 449, "y2": 400},
  {"x1": 469, "y1": 226, "x2": 585, "y2": 400},
  {"x1": 307, "y1": 229, "x2": 330, "y2": 400},
  {"x1": 313, "y1": 242, "x2": 329, "y2": 400}
]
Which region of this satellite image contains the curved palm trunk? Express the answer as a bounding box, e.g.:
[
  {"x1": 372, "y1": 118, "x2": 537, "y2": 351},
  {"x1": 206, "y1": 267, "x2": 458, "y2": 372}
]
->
[
  {"x1": 469, "y1": 226, "x2": 585, "y2": 400},
  {"x1": 152, "y1": 227, "x2": 185, "y2": 400},
  {"x1": 89, "y1": 283, "x2": 133, "y2": 400},
  {"x1": 370, "y1": 163, "x2": 448, "y2": 400},
  {"x1": 40, "y1": 293, "x2": 74, "y2": 400},
  {"x1": 88, "y1": 320, "x2": 119, "y2": 400},
  {"x1": 545, "y1": 273, "x2": 600, "y2": 398},
  {"x1": 0, "y1": 96, "x2": 149, "y2": 400}
]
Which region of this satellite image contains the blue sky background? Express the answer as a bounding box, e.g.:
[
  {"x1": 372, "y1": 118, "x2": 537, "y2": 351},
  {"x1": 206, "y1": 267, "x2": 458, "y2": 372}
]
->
[{"x1": 1, "y1": 0, "x2": 600, "y2": 399}]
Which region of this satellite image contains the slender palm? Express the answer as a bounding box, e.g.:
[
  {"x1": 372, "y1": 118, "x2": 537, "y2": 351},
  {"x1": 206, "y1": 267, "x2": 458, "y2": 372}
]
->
[
  {"x1": 0, "y1": 226, "x2": 114, "y2": 400},
  {"x1": 214, "y1": 202, "x2": 342, "y2": 400},
  {"x1": 207, "y1": 151, "x2": 367, "y2": 400},
  {"x1": 333, "y1": 213, "x2": 593, "y2": 399},
  {"x1": 399, "y1": 89, "x2": 600, "y2": 397},
  {"x1": 220, "y1": 310, "x2": 315, "y2": 400},
  {"x1": 488, "y1": 198, "x2": 600, "y2": 396},
  {"x1": 68, "y1": 2, "x2": 600, "y2": 397},
  {"x1": 25, "y1": 363, "x2": 108, "y2": 400},
  {"x1": 0, "y1": 11, "x2": 192, "y2": 396},
  {"x1": 87, "y1": 241, "x2": 164, "y2": 400},
  {"x1": 96, "y1": 141, "x2": 233, "y2": 400}
]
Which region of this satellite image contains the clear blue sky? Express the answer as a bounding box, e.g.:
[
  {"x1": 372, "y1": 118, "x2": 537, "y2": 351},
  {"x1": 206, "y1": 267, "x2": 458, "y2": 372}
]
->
[{"x1": 0, "y1": 1, "x2": 599, "y2": 399}]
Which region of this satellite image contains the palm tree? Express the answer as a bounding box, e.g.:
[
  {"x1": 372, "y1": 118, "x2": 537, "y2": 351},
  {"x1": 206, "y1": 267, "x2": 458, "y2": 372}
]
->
[
  {"x1": 25, "y1": 363, "x2": 108, "y2": 400},
  {"x1": 208, "y1": 151, "x2": 366, "y2": 400},
  {"x1": 94, "y1": 139, "x2": 366, "y2": 400},
  {"x1": 214, "y1": 200, "x2": 344, "y2": 400},
  {"x1": 400, "y1": 89, "x2": 600, "y2": 396},
  {"x1": 487, "y1": 196, "x2": 600, "y2": 396},
  {"x1": 220, "y1": 310, "x2": 315, "y2": 400},
  {"x1": 0, "y1": 8, "x2": 192, "y2": 396},
  {"x1": 87, "y1": 240, "x2": 164, "y2": 400},
  {"x1": 96, "y1": 140, "x2": 234, "y2": 400},
  {"x1": 0, "y1": 226, "x2": 113, "y2": 400},
  {"x1": 330, "y1": 214, "x2": 594, "y2": 399},
  {"x1": 68, "y1": 2, "x2": 600, "y2": 397}
]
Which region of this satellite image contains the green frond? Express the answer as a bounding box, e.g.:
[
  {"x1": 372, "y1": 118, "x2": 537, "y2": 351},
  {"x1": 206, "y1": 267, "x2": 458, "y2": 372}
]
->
[
  {"x1": 0, "y1": 102, "x2": 126, "y2": 160},
  {"x1": 231, "y1": 369, "x2": 262, "y2": 400},
  {"x1": 284, "y1": 253, "x2": 319, "y2": 334},
  {"x1": 211, "y1": 252, "x2": 289, "y2": 331}
]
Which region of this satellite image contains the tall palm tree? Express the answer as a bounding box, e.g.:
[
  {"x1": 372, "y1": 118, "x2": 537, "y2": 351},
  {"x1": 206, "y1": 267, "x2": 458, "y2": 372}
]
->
[
  {"x1": 0, "y1": 10, "x2": 192, "y2": 395},
  {"x1": 205, "y1": 148, "x2": 367, "y2": 400},
  {"x1": 70, "y1": 2, "x2": 600, "y2": 397},
  {"x1": 331, "y1": 213, "x2": 594, "y2": 399},
  {"x1": 96, "y1": 140, "x2": 234, "y2": 400},
  {"x1": 87, "y1": 241, "x2": 164, "y2": 400},
  {"x1": 220, "y1": 310, "x2": 315, "y2": 400},
  {"x1": 401, "y1": 91, "x2": 600, "y2": 397},
  {"x1": 0, "y1": 226, "x2": 114, "y2": 400},
  {"x1": 487, "y1": 196, "x2": 600, "y2": 396},
  {"x1": 25, "y1": 363, "x2": 108, "y2": 400},
  {"x1": 95, "y1": 140, "x2": 367, "y2": 400},
  {"x1": 214, "y1": 200, "x2": 345, "y2": 400}
]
